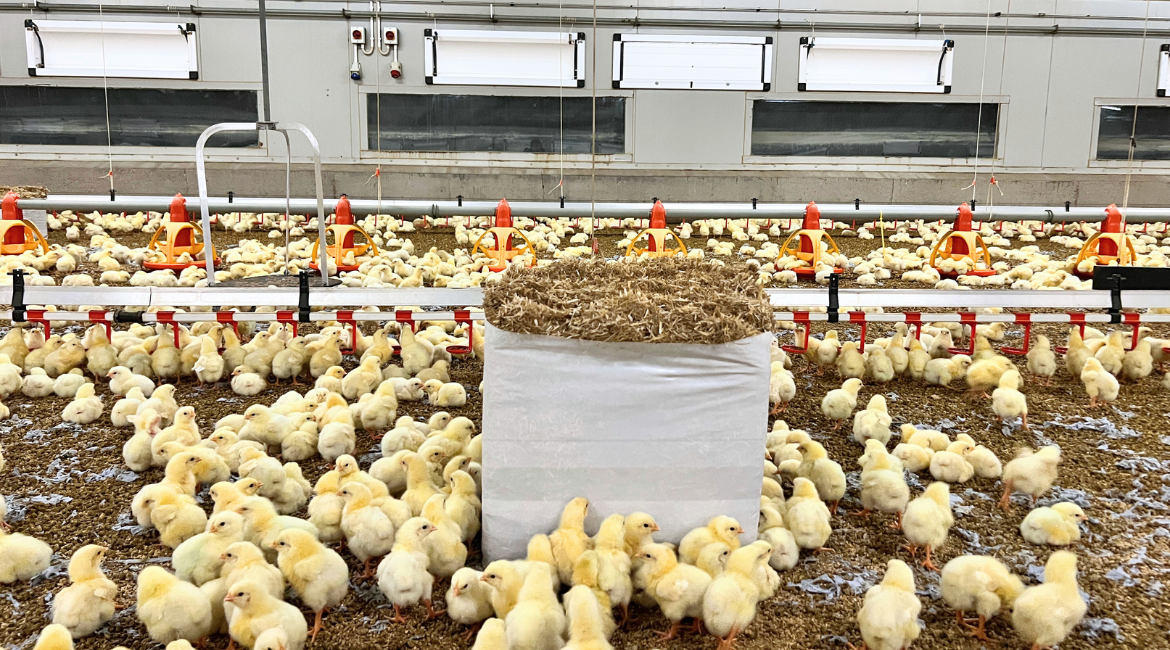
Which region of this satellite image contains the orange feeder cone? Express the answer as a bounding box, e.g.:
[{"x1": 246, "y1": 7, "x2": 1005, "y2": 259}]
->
[
  {"x1": 310, "y1": 194, "x2": 378, "y2": 273},
  {"x1": 144, "y1": 194, "x2": 218, "y2": 270},
  {"x1": 928, "y1": 202, "x2": 995, "y2": 278},
  {"x1": 626, "y1": 200, "x2": 687, "y2": 258},
  {"x1": 0, "y1": 192, "x2": 50, "y2": 256},
  {"x1": 777, "y1": 201, "x2": 843, "y2": 279},
  {"x1": 1074, "y1": 204, "x2": 1136, "y2": 279},
  {"x1": 471, "y1": 199, "x2": 535, "y2": 272}
]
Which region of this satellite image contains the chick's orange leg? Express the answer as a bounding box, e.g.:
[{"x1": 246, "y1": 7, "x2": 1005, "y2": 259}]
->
[
  {"x1": 657, "y1": 621, "x2": 681, "y2": 641},
  {"x1": 226, "y1": 639, "x2": 236, "y2": 650},
  {"x1": 888, "y1": 511, "x2": 903, "y2": 531},
  {"x1": 620, "y1": 603, "x2": 630, "y2": 627},
  {"x1": 310, "y1": 609, "x2": 324, "y2": 643},
  {"x1": 360, "y1": 557, "x2": 377, "y2": 579},
  {"x1": 998, "y1": 480, "x2": 1014, "y2": 512},
  {"x1": 830, "y1": 500, "x2": 841, "y2": 515},
  {"x1": 392, "y1": 605, "x2": 407, "y2": 624},
  {"x1": 901, "y1": 544, "x2": 918, "y2": 558},
  {"x1": 424, "y1": 599, "x2": 445, "y2": 621},
  {"x1": 851, "y1": 509, "x2": 872, "y2": 518},
  {"x1": 962, "y1": 614, "x2": 992, "y2": 641},
  {"x1": 921, "y1": 545, "x2": 940, "y2": 572},
  {"x1": 462, "y1": 621, "x2": 483, "y2": 642}
]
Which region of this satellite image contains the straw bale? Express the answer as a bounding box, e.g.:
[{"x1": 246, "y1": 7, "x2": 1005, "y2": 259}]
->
[
  {"x1": 484, "y1": 257, "x2": 774, "y2": 344},
  {"x1": 0, "y1": 186, "x2": 48, "y2": 199}
]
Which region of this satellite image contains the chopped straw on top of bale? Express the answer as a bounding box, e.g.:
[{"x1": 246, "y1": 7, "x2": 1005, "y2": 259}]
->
[{"x1": 484, "y1": 257, "x2": 774, "y2": 344}]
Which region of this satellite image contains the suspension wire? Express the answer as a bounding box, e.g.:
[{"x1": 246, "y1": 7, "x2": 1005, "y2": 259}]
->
[
  {"x1": 374, "y1": 0, "x2": 384, "y2": 229},
  {"x1": 984, "y1": 0, "x2": 1012, "y2": 219},
  {"x1": 589, "y1": 0, "x2": 597, "y2": 250},
  {"x1": 1121, "y1": 1, "x2": 1152, "y2": 217},
  {"x1": 966, "y1": 0, "x2": 993, "y2": 202},
  {"x1": 98, "y1": 3, "x2": 114, "y2": 195}
]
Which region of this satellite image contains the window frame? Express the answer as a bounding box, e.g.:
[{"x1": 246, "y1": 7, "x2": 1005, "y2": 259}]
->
[
  {"x1": 1089, "y1": 98, "x2": 1170, "y2": 169},
  {"x1": 742, "y1": 93, "x2": 1006, "y2": 166},
  {"x1": 358, "y1": 87, "x2": 633, "y2": 162},
  {"x1": 0, "y1": 79, "x2": 269, "y2": 160}
]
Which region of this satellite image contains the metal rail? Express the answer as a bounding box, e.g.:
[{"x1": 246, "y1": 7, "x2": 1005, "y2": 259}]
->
[{"x1": 17, "y1": 195, "x2": 1170, "y2": 224}]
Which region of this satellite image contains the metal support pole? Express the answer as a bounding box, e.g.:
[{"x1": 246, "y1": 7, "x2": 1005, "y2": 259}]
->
[{"x1": 258, "y1": 0, "x2": 272, "y2": 123}]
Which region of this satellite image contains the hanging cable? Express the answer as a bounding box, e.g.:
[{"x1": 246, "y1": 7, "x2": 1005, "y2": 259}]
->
[
  {"x1": 1122, "y1": 1, "x2": 1152, "y2": 217},
  {"x1": 98, "y1": 3, "x2": 115, "y2": 197},
  {"x1": 983, "y1": 0, "x2": 1012, "y2": 220},
  {"x1": 589, "y1": 0, "x2": 597, "y2": 253},
  {"x1": 964, "y1": 0, "x2": 993, "y2": 202}
]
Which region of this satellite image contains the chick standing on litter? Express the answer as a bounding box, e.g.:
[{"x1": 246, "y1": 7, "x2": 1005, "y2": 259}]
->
[
  {"x1": 446, "y1": 568, "x2": 495, "y2": 641},
  {"x1": 1026, "y1": 335, "x2": 1057, "y2": 385},
  {"x1": 505, "y1": 563, "x2": 567, "y2": 650},
  {"x1": 549, "y1": 497, "x2": 593, "y2": 585},
  {"x1": 638, "y1": 543, "x2": 712, "y2": 640},
  {"x1": 785, "y1": 477, "x2": 832, "y2": 552},
  {"x1": 592, "y1": 514, "x2": 634, "y2": 626},
  {"x1": 135, "y1": 565, "x2": 213, "y2": 646},
  {"x1": 377, "y1": 517, "x2": 442, "y2": 623},
  {"x1": 50, "y1": 545, "x2": 117, "y2": 638},
  {"x1": 821, "y1": 378, "x2": 863, "y2": 430},
  {"x1": 855, "y1": 559, "x2": 921, "y2": 650},
  {"x1": 940, "y1": 555, "x2": 1024, "y2": 641},
  {"x1": 272, "y1": 528, "x2": 350, "y2": 643},
  {"x1": 991, "y1": 369, "x2": 1028, "y2": 429},
  {"x1": 1011, "y1": 551, "x2": 1088, "y2": 650},
  {"x1": 701, "y1": 541, "x2": 772, "y2": 650},
  {"x1": 858, "y1": 452, "x2": 910, "y2": 529},
  {"x1": 225, "y1": 580, "x2": 308, "y2": 650},
  {"x1": 901, "y1": 482, "x2": 954, "y2": 571},
  {"x1": 853, "y1": 394, "x2": 893, "y2": 447},
  {"x1": 678, "y1": 515, "x2": 743, "y2": 565},
  {"x1": 1000, "y1": 445, "x2": 1062, "y2": 511},
  {"x1": 1080, "y1": 357, "x2": 1119, "y2": 407}
]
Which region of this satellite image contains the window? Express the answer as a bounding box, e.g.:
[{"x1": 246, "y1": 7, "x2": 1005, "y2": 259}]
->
[
  {"x1": 751, "y1": 100, "x2": 997, "y2": 158},
  {"x1": 0, "y1": 86, "x2": 258, "y2": 147},
  {"x1": 1097, "y1": 105, "x2": 1170, "y2": 161},
  {"x1": 366, "y1": 94, "x2": 625, "y2": 154}
]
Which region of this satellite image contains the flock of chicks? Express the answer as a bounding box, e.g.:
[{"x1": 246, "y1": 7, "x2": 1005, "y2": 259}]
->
[{"x1": 3, "y1": 207, "x2": 1169, "y2": 291}]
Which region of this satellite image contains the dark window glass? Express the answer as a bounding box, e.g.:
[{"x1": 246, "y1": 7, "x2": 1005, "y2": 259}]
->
[
  {"x1": 751, "y1": 100, "x2": 997, "y2": 158},
  {"x1": 0, "y1": 86, "x2": 259, "y2": 147},
  {"x1": 367, "y1": 94, "x2": 625, "y2": 154},
  {"x1": 1097, "y1": 105, "x2": 1170, "y2": 160}
]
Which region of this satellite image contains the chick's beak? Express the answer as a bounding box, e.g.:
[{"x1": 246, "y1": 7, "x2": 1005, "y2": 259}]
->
[
  {"x1": 453, "y1": 585, "x2": 462, "y2": 597},
  {"x1": 223, "y1": 594, "x2": 235, "y2": 603},
  {"x1": 219, "y1": 553, "x2": 228, "y2": 560},
  {"x1": 209, "y1": 525, "x2": 219, "y2": 533},
  {"x1": 651, "y1": 524, "x2": 661, "y2": 532}
]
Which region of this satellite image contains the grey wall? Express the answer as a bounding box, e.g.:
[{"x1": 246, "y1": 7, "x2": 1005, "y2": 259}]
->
[{"x1": 1, "y1": 0, "x2": 1169, "y2": 206}]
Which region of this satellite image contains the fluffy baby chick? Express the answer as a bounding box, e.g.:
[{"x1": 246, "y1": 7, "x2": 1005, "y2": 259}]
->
[
  {"x1": 702, "y1": 541, "x2": 772, "y2": 650},
  {"x1": 420, "y1": 494, "x2": 468, "y2": 578},
  {"x1": 231, "y1": 366, "x2": 268, "y2": 396},
  {"x1": 61, "y1": 383, "x2": 102, "y2": 424},
  {"x1": 758, "y1": 505, "x2": 799, "y2": 572},
  {"x1": 1020, "y1": 502, "x2": 1087, "y2": 547},
  {"x1": 32, "y1": 625, "x2": 73, "y2": 650},
  {"x1": 925, "y1": 354, "x2": 972, "y2": 387},
  {"x1": 51, "y1": 545, "x2": 116, "y2": 638},
  {"x1": 768, "y1": 363, "x2": 796, "y2": 415},
  {"x1": 929, "y1": 441, "x2": 976, "y2": 484},
  {"x1": 107, "y1": 365, "x2": 155, "y2": 398},
  {"x1": 445, "y1": 470, "x2": 482, "y2": 543},
  {"x1": 339, "y1": 482, "x2": 397, "y2": 577},
  {"x1": 1093, "y1": 330, "x2": 1126, "y2": 376},
  {"x1": 892, "y1": 442, "x2": 934, "y2": 473},
  {"x1": 150, "y1": 488, "x2": 208, "y2": 549},
  {"x1": 446, "y1": 568, "x2": 495, "y2": 641},
  {"x1": 570, "y1": 551, "x2": 615, "y2": 637},
  {"x1": 592, "y1": 514, "x2": 633, "y2": 626},
  {"x1": 856, "y1": 559, "x2": 921, "y2": 650},
  {"x1": 377, "y1": 517, "x2": 441, "y2": 623},
  {"x1": 562, "y1": 585, "x2": 613, "y2": 650},
  {"x1": 505, "y1": 563, "x2": 566, "y2": 650},
  {"x1": 1026, "y1": 335, "x2": 1057, "y2": 385},
  {"x1": 638, "y1": 543, "x2": 712, "y2": 640},
  {"x1": 941, "y1": 555, "x2": 1024, "y2": 641},
  {"x1": 481, "y1": 560, "x2": 528, "y2": 619},
  {"x1": 122, "y1": 411, "x2": 161, "y2": 472},
  {"x1": 859, "y1": 453, "x2": 910, "y2": 528},
  {"x1": 1000, "y1": 446, "x2": 1062, "y2": 512},
  {"x1": 1079, "y1": 357, "x2": 1119, "y2": 407},
  {"x1": 232, "y1": 496, "x2": 319, "y2": 554},
  {"x1": 1122, "y1": 338, "x2": 1154, "y2": 381},
  {"x1": 111, "y1": 386, "x2": 146, "y2": 427},
  {"x1": 240, "y1": 404, "x2": 293, "y2": 451},
  {"x1": 273, "y1": 528, "x2": 349, "y2": 643},
  {"x1": 902, "y1": 424, "x2": 949, "y2": 452},
  {"x1": 796, "y1": 440, "x2": 846, "y2": 513},
  {"x1": 173, "y1": 511, "x2": 244, "y2": 586},
  {"x1": 836, "y1": 341, "x2": 866, "y2": 380},
  {"x1": 225, "y1": 580, "x2": 308, "y2": 650},
  {"x1": 193, "y1": 336, "x2": 225, "y2": 386},
  {"x1": 549, "y1": 497, "x2": 592, "y2": 585},
  {"x1": 423, "y1": 379, "x2": 468, "y2": 408},
  {"x1": 902, "y1": 482, "x2": 954, "y2": 572},
  {"x1": 785, "y1": 478, "x2": 832, "y2": 552},
  {"x1": 953, "y1": 434, "x2": 1002, "y2": 479},
  {"x1": 853, "y1": 394, "x2": 893, "y2": 447},
  {"x1": 679, "y1": 515, "x2": 743, "y2": 565},
  {"x1": 471, "y1": 618, "x2": 508, "y2": 650},
  {"x1": 991, "y1": 369, "x2": 1028, "y2": 429},
  {"x1": 136, "y1": 566, "x2": 213, "y2": 646},
  {"x1": 821, "y1": 378, "x2": 863, "y2": 429},
  {"x1": 1011, "y1": 551, "x2": 1087, "y2": 650}
]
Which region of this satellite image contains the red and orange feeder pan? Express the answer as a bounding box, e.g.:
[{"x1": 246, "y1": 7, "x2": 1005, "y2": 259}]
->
[
  {"x1": 626, "y1": 200, "x2": 687, "y2": 257},
  {"x1": 778, "y1": 201, "x2": 843, "y2": 279},
  {"x1": 310, "y1": 194, "x2": 378, "y2": 273},
  {"x1": 144, "y1": 193, "x2": 218, "y2": 271},
  {"x1": 1073, "y1": 204, "x2": 1136, "y2": 279},
  {"x1": 928, "y1": 202, "x2": 996, "y2": 279},
  {"x1": 471, "y1": 199, "x2": 534, "y2": 272},
  {"x1": 0, "y1": 192, "x2": 50, "y2": 256}
]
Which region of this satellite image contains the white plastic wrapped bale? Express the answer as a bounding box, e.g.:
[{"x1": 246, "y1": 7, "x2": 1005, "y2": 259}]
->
[{"x1": 480, "y1": 323, "x2": 769, "y2": 561}]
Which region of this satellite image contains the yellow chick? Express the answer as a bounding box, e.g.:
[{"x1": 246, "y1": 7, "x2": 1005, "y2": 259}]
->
[
  {"x1": 107, "y1": 365, "x2": 155, "y2": 396},
  {"x1": 1019, "y1": 502, "x2": 1087, "y2": 546},
  {"x1": 231, "y1": 366, "x2": 268, "y2": 396},
  {"x1": 1026, "y1": 335, "x2": 1057, "y2": 385},
  {"x1": 940, "y1": 555, "x2": 1024, "y2": 641},
  {"x1": 785, "y1": 478, "x2": 832, "y2": 551},
  {"x1": 221, "y1": 541, "x2": 284, "y2": 605},
  {"x1": 446, "y1": 568, "x2": 495, "y2": 640},
  {"x1": 150, "y1": 488, "x2": 208, "y2": 549},
  {"x1": 622, "y1": 512, "x2": 659, "y2": 557},
  {"x1": 859, "y1": 451, "x2": 910, "y2": 528},
  {"x1": 953, "y1": 434, "x2": 1002, "y2": 479},
  {"x1": 471, "y1": 618, "x2": 508, "y2": 650},
  {"x1": 22, "y1": 367, "x2": 56, "y2": 398},
  {"x1": 562, "y1": 585, "x2": 613, "y2": 650},
  {"x1": 111, "y1": 386, "x2": 146, "y2": 428},
  {"x1": 902, "y1": 424, "x2": 950, "y2": 452},
  {"x1": 45, "y1": 339, "x2": 86, "y2": 378},
  {"x1": 445, "y1": 470, "x2": 481, "y2": 543},
  {"x1": 504, "y1": 562, "x2": 566, "y2": 650},
  {"x1": 907, "y1": 337, "x2": 930, "y2": 380},
  {"x1": 338, "y1": 481, "x2": 396, "y2": 577},
  {"x1": 1080, "y1": 357, "x2": 1119, "y2": 407},
  {"x1": 225, "y1": 580, "x2": 308, "y2": 650},
  {"x1": 240, "y1": 404, "x2": 293, "y2": 450},
  {"x1": 232, "y1": 496, "x2": 320, "y2": 553},
  {"x1": 856, "y1": 559, "x2": 921, "y2": 650},
  {"x1": 138, "y1": 383, "x2": 178, "y2": 425},
  {"x1": 892, "y1": 442, "x2": 935, "y2": 473},
  {"x1": 376, "y1": 517, "x2": 441, "y2": 623},
  {"x1": 309, "y1": 332, "x2": 343, "y2": 378},
  {"x1": 853, "y1": 394, "x2": 893, "y2": 446},
  {"x1": 549, "y1": 497, "x2": 593, "y2": 585},
  {"x1": 902, "y1": 482, "x2": 954, "y2": 572},
  {"x1": 1093, "y1": 330, "x2": 1126, "y2": 376},
  {"x1": 821, "y1": 377, "x2": 863, "y2": 429},
  {"x1": 1064, "y1": 328, "x2": 1091, "y2": 378},
  {"x1": 307, "y1": 471, "x2": 345, "y2": 544},
  {"x1": 314, "y1": 366, "x2": 346, "y2": 393},
  {"x1": 991, "y1": 369, "x2": 1028, "y2": 429},
  {"x1": 796, "y1": 440, "x2": 846, "y2": 513},
  {"x1": 51, "y1": 545, "x2": 116, "y2": 638},
  {"x1": 836, "y1": 341, "x2": 866, "y2": 380},
  {"x1": 0, "y1": 525, "x2": 52, "y2": 583},
  {"x1": 678, "y1": 515, "x2": 743, "y2": 565},
  {"x1": 1000, "y1": 446, "x2": 1062, "y2": 511},
  {"x1": 758, "y1": 505, "x2": 799, "y2": 571},
  {"x1": 272, "y1": 528, "x2": 349, "y2": 643},
  {"x1": 481, "y1": 560, "x2": 527, "y2": 619},
  {"x1": 423, "y1": 379, "x2": 469, "y2": 408},
  {"x1": 174, "y1": 510, "x2": 244, "y2": 586},
  {"x1": 591, "y1": 514, "x2": 633, "y2": 625},
  {"x1": 701, "y1": 541, "x2": 772, "y2": 650},
  {"x1": 52, "y1": 369, "x2": 88, "y2": 399},
  {"x1": 341, "y1": 356, "x2": 383, "y2": 401},
  {"x1": 1011, "y1": 551, "x2": 1088, "y2": 649},
  {"x1": 399, "y1": 451, "x2": 442, "y2": 516},
  {"x1": 193, "y1": 336, "x2": 224, "y2": 386},
  {"x1": 929, "y1": 440, "x2": 976, "y2": 484},
  {"x1": 814, "y1": 329, "x2": 841, "y2": 373},
  {"x1": 635, "y1": 542, "x2": 710, "y2": 640},
  {"x1": 420, "y1": 494, "x2": 468, "y2": 578},
  {"x1": 1122, "y1": 338, "x2": 1154, "y2": 381},
  {"x1": 32, "y1": 624, "x2": 74, "y2": 650},
  {"x1": 135, "y1": 565, "x2": 213, "y2": 646},
  {"x1": 61, "y1": 383, "x2": 102, "y2": 424},
  {"x1": 924, "y1": 354, "x2": 972, "y2": 387},
  {"x1": 865, "y1": 346, "x2": 896, "y2": 384},
  {"x1": 570, "y1": 550, "x2": 615, "y2": 637}
]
